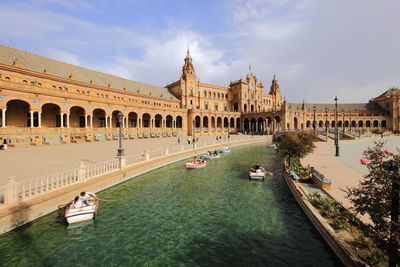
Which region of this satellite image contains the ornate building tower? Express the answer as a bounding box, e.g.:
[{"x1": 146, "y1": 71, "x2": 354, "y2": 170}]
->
[
  {"x1": 269, "y1": 75, "x2": 282, "y2": 111},
  {"x1": 180, "y1": 49, "x2": 198, "y2": 109}
]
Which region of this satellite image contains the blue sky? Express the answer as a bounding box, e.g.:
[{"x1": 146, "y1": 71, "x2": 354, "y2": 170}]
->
[{"x1": 0, "y1": 0, "x2": 399, "y2": 103}]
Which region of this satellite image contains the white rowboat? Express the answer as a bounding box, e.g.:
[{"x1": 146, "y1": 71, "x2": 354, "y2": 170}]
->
[{"x1": 65, "y1": 192, "x2": 98, "y2": 224}]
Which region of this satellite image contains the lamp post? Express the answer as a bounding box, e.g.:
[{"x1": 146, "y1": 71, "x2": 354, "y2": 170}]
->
[
  {"x1": 334, "y1": 96, "x2": 339, "y2": 157},
  {"x1": 324, "y1": 107, "x2": 328, "y2": 131},
  {"x1": 117, "y1": 111, "x2": 125, "y2": 157},
  {"x1": 349, "y1": 113, "x2": 352, "y2": 132},
  {"x1": 192, "y1": 119, "x2": 195, "y2": 150},
  {"x1": 313, "y1": 105, "x2": 316, "y2": 131},
  {"x1": 342, "y1": 112, "x2": 345, "y2": 134}
]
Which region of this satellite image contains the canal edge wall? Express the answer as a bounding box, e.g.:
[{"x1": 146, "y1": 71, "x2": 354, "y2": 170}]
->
[
  {"x1": 282, "y1": 167, "x2": 367, "y2": 267},
  {"x1": 0, "y1": 136, "x2": 271, "y2": 236}
]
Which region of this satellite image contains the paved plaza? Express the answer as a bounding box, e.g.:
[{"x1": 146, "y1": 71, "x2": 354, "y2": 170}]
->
[
  {"x1": 0, "y1": 135, "x2": 240, "y2": 186},
  {"x1": 302, "y1": 136, "x2": 400, "y2": 222}
]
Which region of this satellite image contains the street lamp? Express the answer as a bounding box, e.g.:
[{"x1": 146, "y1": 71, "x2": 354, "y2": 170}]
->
[
  {"x1": 349, "y1": 113, "x2": 352, "y2": 132},
  {"x1": 342, "y1": 112, "x2": 345, "y2": 134},
  {"x1": 334, "y1": 96, "x2": 339, "y2": 157},
  {"x1": 313, "y1": 105, "x2": 316, "y2": 131},
  {"x1": 117, "y1": 111, "x2": 125, "y2": 157},
  {"x1": 324, "y1": 107, "x2": 328, "y2": 132}
]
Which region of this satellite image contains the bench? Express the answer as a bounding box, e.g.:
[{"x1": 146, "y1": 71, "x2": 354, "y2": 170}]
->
[{"x1": 311, "y1": 169, "x2": 332, "y2": 190}]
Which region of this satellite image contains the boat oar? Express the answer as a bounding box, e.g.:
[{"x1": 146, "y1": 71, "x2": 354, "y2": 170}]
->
[{"x1": 101, "y1": 199, "x2": 118, "y2": 202}]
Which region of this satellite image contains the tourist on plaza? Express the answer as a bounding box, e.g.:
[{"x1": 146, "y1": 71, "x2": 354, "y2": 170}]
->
[
  {"x1": 0, "y1": 138, "x2": 7, "y2": 150},
  {"x1": 187, "y1": 137, "x2": 191, "y2": 144},
  {"x1": 178, "y1": 138, "x2": 180, "y2": 144}
]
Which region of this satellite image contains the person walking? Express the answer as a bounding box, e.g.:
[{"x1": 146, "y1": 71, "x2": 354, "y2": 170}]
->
[
  {"x1": 187, "y1": 137, "x2": 191, "y2": 144},
  {"x1": 178, "y1": 138, "x2": 180, "y2": 144}
]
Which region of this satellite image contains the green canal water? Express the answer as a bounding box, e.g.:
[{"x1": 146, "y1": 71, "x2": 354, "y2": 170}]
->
[{"x1": 0, "y1": 143, "x2": 342, "y2": 266}]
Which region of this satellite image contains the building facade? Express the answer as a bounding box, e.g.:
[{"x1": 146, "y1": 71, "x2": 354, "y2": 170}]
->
[{"x1": 0, "y1": 44, "x2": 398, "y2": 147}]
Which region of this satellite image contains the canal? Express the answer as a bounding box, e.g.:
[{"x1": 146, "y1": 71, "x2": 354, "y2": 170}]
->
[{"x1": 0, "y1": 143, "x2": 342, "y2": 266}]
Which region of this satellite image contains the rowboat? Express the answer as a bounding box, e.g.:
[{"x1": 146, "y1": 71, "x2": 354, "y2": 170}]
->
[
  {"x1": 218, "y1": 146, "x2": 231, "y2": 153},
  {"x1": 64, "y1": 192, "x2": 98, "y2": 224},
  {"x1": 203, "y1": 152, "x2": 221, "y2": 159},
  {"x1": 186, "y1": 160, "x2": 207, "y2": 169},
  {"x1": 249, "y1": 167, "x2": 271, "y2": 180}
]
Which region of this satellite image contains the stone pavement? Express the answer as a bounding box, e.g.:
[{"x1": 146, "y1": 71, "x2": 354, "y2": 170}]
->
[
  {"x1": 0, "y1": 135, "x2": 248, "y2": 186},
  {"x1": 302, "y1": 136, "x2": 400, "y2": 223}
]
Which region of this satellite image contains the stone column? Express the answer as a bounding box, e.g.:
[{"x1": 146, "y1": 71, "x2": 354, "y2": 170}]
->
[
  {"x1": 38, "y1": 111, "x2": 42, "y2": 127},
  {"x1": 84, "y1": 115, "x2": 88, "y2": 128},
  {"x1": 90, "y1": 115, "x2": 93, "y2": 128},
  {"x1": 30, "y1": 111, "x2": 34, "y2": 127},
  {"x1": 1, "y1": 109, "x2": 6, "y2": 127},
  {"x1": 105, "y1": 116, "x2": 108, "y2": 128},
  {"x1": 5, "y1": 177, "x2": 19, "y2": 205},
  {"x1": 60, "y1": 112, "x2": 64, "y2": 128},
  {"x1": 67, "y1": 113, "x2": 70, "y2": 128}
]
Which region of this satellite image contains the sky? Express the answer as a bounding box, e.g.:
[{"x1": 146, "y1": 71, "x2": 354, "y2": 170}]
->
[{"x1": 0, "y1": 0, "x2": 399, "y2": 103}]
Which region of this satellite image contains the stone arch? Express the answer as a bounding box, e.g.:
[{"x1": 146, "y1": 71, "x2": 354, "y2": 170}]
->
[
  {"x1": 331, "y1": 120, "x2": 335, "y2": 127},
  {"x1": 203, "y1": 116, "x2": 209, "y2": 128},
  {"x1": 155, "y1": 114, "x2": 162, "y2": 128},
  {"x1": 244, "y1": 118, "x2": 250, "y2": 132},
  {"x1": 358, "y1": 120, "x2": 363, "y2": 127},
  {"x1": 294, "y1": 117, "x2": 298, "y2": 129},
  {"x1": 230, "y1": 117, "x2": 234, "y2": 128},
  {"x1": 257, "y1": 117, "x2": 263, "y2": 132},
  {"x1": 365, "y1": 120, "x2": 371, "y2": 128},
  {"x1": 111, "y1": 110, "x2": 123, "y2": 128},
  {"x1": 217, "y1": 117, "x2": 222, "y2": 128},
  {"x1": 250, "y1": 118, "x2": 256, "y2": 133},
  {"x1": 306, "y1": 120, "x2": 311, "y2": 128},
  {"x1": 236, "y1": 118, "x2": 240, "y2": 129},
  {"x1": 211, "y1": 116, "x2": 216, "y2": 128},
  {"x1": 344, "y1": 120, "x2": 349, "y2": 127},
  {"x1": 381, "y1": 120, "x2": 387, "y2": 128},
  {"x1": 128, "y1": 111, "x2": 138, "y2": 128},
  {"x1": 224, "y1": 117, "x2": 229, "y2": 128},
  {"x1": 92, "y1": 108, "x2": 106, "y2": 128},
  {"x1": 351, "y1": 120, "x2": 356, "y2": 127},
  {"x1": 5, "y1": 99, "x2": 31, "y2": 127},
  {"x1": 318, "y1": 120, "x2": 323, "y2": 128},
  {"x1": 142, "y1": 113, "x2": 151, "y2": 128},
  {"x1": 41, "y1": 103, "x2": 61, "y2": 127},
  {"x1": 176, "y1": 115, "x2": 183, "y2": 128},
  {"x1": 69, "y1": 106, "x2": 86, "y2": 128},
  {"x1": 250, "y1": 104, "x2": 254, "y2": 113},
  {"x1": 195, "y1": 115, "x2": 201, "y2": 128},
  {"x1": 166, "y1": 115, "x2": 173, "y2": 128},
  {"x1": 338, "y1": 121, "x2": 343, "y2": 127},
  {"x1": 243, "y1": 104, "x2": 247, "y2": 113},
  {"x1": 373, "y1": 120, "x2": 379, "y2": 127},
  {"x1": 233, "y1": 103, "x2": 238, "y2": 112}
]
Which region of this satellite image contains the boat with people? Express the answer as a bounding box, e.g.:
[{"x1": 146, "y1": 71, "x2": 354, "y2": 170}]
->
[
  {"x1": 64, "y1": 192, "x2": 99, "y2": 224},
  {"x1": 186, "y1": 157, "x2": 207, "y2": 169},
  {"x1": 248, "y1": 163, "x2": 272, "y2": 180},
  {"x1": 218, "y1": 146, "x2": 231, "y2": 153},
  {"x1": 203, "y1": 150, "x2": 221, "y2": 159}
]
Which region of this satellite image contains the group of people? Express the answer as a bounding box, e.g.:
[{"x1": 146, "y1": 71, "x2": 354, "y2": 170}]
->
[
  {"x1": 186, "y1": 137, "x2": 199, "y2": 145},
  {"x1": 250, "y1": 163, "x2": 263, "y2": 173},
  {"x1": 71, "y1": 192, "x2": 94, "y2": 208},
  {"x1": 0, "y1": 139, "x2": 7, "y2": 150},
  {"x1": 192, "y1": 156, "x2": 206, "y2": 164},
  {"x1": 206, "y1": 150, "x2": 219, "y2": 156}
]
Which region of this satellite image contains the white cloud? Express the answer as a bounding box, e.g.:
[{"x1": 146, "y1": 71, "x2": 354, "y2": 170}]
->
[{"x1": 0, "y1": 0, "x2": 399, "y2": 103}]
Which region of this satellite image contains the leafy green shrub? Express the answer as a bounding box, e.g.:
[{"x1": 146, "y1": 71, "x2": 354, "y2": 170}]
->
[{"x1": 308, "y1": 192, "x2": 349, "y2": 230}]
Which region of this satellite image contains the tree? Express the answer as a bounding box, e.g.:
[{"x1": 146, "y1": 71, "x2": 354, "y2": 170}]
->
[
  {"x1": 276, "y1": 132, "x2": 317, "y2": 166},
  {"x1": 346, "y1": 142, "x2": 400, "y2": 266}
]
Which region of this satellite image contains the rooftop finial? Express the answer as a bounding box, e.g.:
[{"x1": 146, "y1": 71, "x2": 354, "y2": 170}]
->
[
  {"x1": 187, "y1": 43, "x2": 190, "y2": 55},
  {"x1": 249, "y1": 64, "x2": 252, "y2": 74}
]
